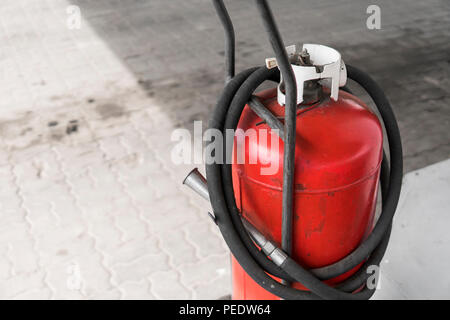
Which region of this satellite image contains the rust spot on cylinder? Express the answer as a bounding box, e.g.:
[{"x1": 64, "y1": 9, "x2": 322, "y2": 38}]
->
[{"x1": 295, "y1": 183, "x2": 306, "y2": 191}]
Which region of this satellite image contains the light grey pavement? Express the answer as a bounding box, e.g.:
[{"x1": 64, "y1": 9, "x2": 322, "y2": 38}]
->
[
  {"x1": 0, "y1": 0, "x2": 449, "y2": 299},
  {"x1": 373, "y1": 159, "x2": 450, "y2": 299}
]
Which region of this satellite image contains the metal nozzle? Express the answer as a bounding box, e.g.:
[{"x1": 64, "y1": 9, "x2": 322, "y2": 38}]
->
[
  {"x1": 182, "y1": 168, "x2": 209, "y2": 201},
  {"x1": 182, "y1": 167, "x2": 287, "y2": 265}
]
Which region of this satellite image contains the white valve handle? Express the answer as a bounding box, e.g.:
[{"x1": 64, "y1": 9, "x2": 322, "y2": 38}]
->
[{"x1": 266, "y1": 44, "x2": 347, "y2": 105}]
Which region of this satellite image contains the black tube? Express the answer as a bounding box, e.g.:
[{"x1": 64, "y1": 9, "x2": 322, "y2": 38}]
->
[
  {"x1": 335, "y1": 224, "x2": 391, "y2": 293},
  {"x1": 212, "y1": 0, "x2": 235, "y2": 83},
  {"x1": 206, "y1": 67, "x2": 313, "y2": 299},
  {"x1": 255, "y1": 0, "x2": 297, "y2": 262},
  {"x1": 335, "y1": 151, "x2": 391, "y2": 293},
  {"x1": 205, "y1": 65, "x2": 402, "y2": 299},
  {"x1": 221, "y1": 69, "x2": 396, "y2": 298},
  {"x1": 249, "y1": 96, "x2": 285, "y2": 141},
  {"x1": 309, "y1": 65, "x2": 403, "y2": 280},
  {"x1": 221, "y1": 66, "x2": 297, "y2": 283},
  {"x1": 205, "y1": 0, "x2": 403, "y2": 300}
]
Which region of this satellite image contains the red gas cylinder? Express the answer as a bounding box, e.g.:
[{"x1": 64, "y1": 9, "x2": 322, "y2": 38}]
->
[{"x1": 231, "y1": 87, "x2": 383, "y2": 300}]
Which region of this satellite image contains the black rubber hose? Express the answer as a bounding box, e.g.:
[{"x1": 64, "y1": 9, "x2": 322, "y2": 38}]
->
[
  {"x1": 221, "y1": 67, "x2": 398, "y2": 299},
  {"x1": 206, "y1": 0, "x2": 402, "y2": 300},
  {"x1": 336, "y1": 223, "x2": 391, "y2": 293},
  {"x1": 219, "y1": 66, "x2": 297, "y2": 283},
  {"x1": 309, "y1": 65, "x2": 403, "y2": 280},
  {"x1": 336, "y1": 151, "x2": 391, "y2": 293},
  {"x1": 205, "y1": 65, "x2": 402, "y2": 299},
  {"x1": 221, "y1": 66, "x2": 398, "y2": 283},
  {"x1": 223, "y1": 68, "x2": 389, "y2": 292},
  {"x1": 206, "y1": 67, "x2": 314, "y2": 299}
]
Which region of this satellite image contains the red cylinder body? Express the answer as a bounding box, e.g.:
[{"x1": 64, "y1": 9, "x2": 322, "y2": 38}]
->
[{"x1": 231, "y1": 88, "x2": 383, "y2": 300}]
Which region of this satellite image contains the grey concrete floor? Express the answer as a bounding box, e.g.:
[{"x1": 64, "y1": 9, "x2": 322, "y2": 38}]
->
[
  {"x1": 373, "y1": 159, "x2": 450, "y2": 299},
  {"x1": 70, "y1": 0, "x2": 450, "y2": 173}
]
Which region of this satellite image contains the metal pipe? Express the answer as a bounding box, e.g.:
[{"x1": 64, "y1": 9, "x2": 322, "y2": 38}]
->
[
  {"x1": 255, "y1": 0, "x2": 297, "y2": 259},
  {"x1": 211, "y1": 0, "x2": 296, "y2": 259},
  {"x1": 182, "y1": 168, "x2": 209, "y2": 201},
  {"x1": 183, "y1": 168, "x2": 286, "y2": 263},
  {"x1": 212, "y1": 0, "x2": 235, "y2": 83}
]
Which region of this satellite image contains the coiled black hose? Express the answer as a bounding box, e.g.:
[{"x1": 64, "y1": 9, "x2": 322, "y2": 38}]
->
[
  {"x1": 205, "y1": 64, "x2": 403, "y2": 300},
  {"x1": 207, "y1": 0, "x2": 402, "y2": 300}
]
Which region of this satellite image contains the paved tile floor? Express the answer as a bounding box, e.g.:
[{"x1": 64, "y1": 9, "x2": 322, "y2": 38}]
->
[{"x1": 0, "y1": 0, "x2": 448, "y2": 299}]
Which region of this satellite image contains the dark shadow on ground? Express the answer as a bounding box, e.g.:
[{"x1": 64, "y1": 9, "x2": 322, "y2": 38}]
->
[{"x1": 68, "y1": 0, "x2": 450, "y2": 172}]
